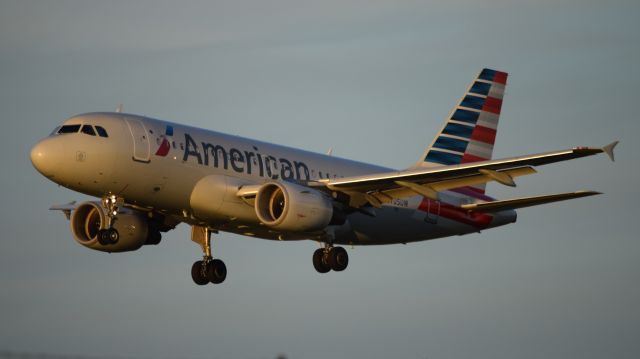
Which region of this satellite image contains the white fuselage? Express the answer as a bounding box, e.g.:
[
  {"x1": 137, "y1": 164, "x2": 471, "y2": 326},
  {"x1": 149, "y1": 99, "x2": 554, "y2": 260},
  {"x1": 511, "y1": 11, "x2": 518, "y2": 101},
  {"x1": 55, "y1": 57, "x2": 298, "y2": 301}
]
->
[{"x1": 31, "y1": 112, "x2": 516, "y2": 245}]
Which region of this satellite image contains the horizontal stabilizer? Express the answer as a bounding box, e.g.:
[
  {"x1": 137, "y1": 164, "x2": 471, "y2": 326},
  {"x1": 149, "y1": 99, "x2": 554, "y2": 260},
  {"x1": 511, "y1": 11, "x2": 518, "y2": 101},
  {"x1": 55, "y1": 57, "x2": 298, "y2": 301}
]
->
[
  {"x1": 50, "y1": 201, "x2": 77, "y2": 220},
  {"x1": 461, "y1": 190, "x2": 600, "y2": 212}
]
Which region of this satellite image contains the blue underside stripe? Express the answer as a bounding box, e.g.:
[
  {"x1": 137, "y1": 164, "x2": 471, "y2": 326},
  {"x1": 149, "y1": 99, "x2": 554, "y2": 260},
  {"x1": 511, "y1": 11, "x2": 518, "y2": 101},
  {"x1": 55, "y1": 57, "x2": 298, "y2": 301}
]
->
[
  {"x1": 470, "y1": 81, "x2": 491, "y2": 95},
  {"x1": 425, "y1": 150, "x2": 463, "y2": 165},
  {"x1": 451, "y1": 109, "x2": 480, "y2": 124},
  {"x1": 442, "y1": 123, "x2": 474, "y2": 138},
  {"x1": 433, "y1": 136, "x2": 468, "y2": 153},
  {"x1": 460, "y1": 95, "x2": 485, "y2": 110}
]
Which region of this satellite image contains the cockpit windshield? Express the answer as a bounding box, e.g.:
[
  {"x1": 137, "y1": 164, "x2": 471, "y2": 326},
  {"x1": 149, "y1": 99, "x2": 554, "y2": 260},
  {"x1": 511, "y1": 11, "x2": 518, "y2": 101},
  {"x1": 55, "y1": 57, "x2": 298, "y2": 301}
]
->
[
  {"x1": 81, "y1": 125, "x2": 96, "y2": 136},
  {"x1": 57, "y1": 124, "x2": 81, "y2": 134},
  {"x1": 55, "y1": 124, "x2": 108, "y2": 138},
  {"x1": 95, "y1": 126, "x2": 109, "y2": 138}
]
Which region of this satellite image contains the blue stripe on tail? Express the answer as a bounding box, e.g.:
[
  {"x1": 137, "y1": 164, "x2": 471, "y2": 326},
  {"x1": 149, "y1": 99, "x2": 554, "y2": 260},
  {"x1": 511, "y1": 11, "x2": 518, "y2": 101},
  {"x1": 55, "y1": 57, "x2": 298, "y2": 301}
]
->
[
  {"x1": 424, "y1": 150, "x2": 463, "y2": 165},
  {"x1": 442, "y1": 123, "x2": 474, "y2": 138},
  {"x1": 433, "y1": 137, "x2": 469, "y2": 153}
]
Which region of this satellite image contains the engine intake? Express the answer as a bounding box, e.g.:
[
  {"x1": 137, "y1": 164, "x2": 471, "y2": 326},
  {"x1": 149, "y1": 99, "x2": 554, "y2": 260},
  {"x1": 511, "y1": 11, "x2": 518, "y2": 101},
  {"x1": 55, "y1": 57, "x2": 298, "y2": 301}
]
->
[
  {"x1": 255, "y1": 181, "x2": 333, "y2": 232},
  {"x1": 70, "y1": 201, "x2": 161, "y2": 252}
]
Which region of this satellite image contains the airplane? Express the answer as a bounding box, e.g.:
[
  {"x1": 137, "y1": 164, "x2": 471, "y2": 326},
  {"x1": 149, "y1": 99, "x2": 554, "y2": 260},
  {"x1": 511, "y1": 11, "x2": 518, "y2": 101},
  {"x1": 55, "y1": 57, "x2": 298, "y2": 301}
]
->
[{"x1": 30, "y1": 68, "x2": 618, "y2": 285}]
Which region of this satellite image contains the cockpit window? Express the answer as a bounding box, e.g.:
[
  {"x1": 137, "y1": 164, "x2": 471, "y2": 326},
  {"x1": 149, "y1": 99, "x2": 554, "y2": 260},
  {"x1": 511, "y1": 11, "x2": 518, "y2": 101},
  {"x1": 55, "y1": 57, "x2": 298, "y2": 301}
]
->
[
  {"x1": 81, "y1": 125, "x2": 96, "y2": 136},
  {"x1": 49, "y1": 126, "x2": 61, "y2": 136},
  {"x1": 57, "y1": 124, "x2": 81, "y2": 134},
  {"x1": 95, "y1": 126, "x2": 109, "y2": 138}
]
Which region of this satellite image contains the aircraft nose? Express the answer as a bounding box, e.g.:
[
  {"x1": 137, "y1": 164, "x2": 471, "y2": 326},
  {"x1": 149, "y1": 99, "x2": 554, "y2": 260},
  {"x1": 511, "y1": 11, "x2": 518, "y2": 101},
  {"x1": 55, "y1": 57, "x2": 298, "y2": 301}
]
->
[{"x1": 30, "y1": 138, "x2": 60, "y2": 177}]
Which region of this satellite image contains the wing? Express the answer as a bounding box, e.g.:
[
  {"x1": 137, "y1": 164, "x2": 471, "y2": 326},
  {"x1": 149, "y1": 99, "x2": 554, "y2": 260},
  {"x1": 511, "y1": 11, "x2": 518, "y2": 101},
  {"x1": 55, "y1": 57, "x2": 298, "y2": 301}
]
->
[{"x1": 311, "y1": 142, "x2": 618, "y2": 208}]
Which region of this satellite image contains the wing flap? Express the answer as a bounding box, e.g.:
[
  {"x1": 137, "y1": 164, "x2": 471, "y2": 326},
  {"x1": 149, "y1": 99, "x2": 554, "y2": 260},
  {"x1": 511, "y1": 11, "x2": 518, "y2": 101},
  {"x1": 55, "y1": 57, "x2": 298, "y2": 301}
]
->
[
  {"x1": 460, "y1": 190, "x2": 600, "y2": 212},
  {"x1": 337, "y1": 166, "x2": 537, "y2": 208},
  {"x1": 388, "y1": 166, "x2": 536, "y2": 199}
]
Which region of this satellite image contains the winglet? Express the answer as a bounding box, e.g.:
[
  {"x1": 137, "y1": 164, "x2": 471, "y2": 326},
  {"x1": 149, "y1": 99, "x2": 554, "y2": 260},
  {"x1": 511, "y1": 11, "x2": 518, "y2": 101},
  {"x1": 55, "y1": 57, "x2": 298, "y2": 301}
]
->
[
  {"x1": 602, "y1": 141, "x2": 619, "y2": 162},
  {"x1": 116, "y1": 104, "x2": 123, "y2": 113}
]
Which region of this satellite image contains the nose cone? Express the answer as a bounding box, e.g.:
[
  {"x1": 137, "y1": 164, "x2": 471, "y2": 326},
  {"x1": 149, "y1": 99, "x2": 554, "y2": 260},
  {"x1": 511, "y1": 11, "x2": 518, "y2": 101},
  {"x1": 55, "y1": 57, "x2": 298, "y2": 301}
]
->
[{"x1": 30, "y1": 138, "x2": 60, "y2": 177}]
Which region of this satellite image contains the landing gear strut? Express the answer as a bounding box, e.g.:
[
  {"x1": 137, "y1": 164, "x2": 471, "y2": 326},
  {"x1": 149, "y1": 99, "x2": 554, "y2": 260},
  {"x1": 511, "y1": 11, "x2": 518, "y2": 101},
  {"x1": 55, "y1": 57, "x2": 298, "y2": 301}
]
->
[
  {"x1": 190, "y1": 226, "x2": 227, "y2": 285},
  {"x1": 313, "y1": 245, "x2": 349, "y2": 273},
  {"x1": 97, "y1": 194, "x2": 122, "y2": 245}
]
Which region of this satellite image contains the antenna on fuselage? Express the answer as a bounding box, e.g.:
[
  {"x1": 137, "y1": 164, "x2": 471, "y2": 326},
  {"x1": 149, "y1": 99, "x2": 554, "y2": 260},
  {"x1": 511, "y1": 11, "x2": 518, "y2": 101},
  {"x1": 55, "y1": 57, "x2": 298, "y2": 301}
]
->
[{"x1": 116, "y1": 104, "x2": 123, "y2": 113}]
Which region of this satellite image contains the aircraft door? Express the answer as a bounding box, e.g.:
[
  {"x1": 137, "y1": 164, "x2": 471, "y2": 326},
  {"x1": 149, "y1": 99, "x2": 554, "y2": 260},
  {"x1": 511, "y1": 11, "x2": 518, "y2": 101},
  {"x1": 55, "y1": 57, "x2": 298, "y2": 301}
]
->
[{"x1": 124, "y1": 118, "x2": 151, "y2": 163}]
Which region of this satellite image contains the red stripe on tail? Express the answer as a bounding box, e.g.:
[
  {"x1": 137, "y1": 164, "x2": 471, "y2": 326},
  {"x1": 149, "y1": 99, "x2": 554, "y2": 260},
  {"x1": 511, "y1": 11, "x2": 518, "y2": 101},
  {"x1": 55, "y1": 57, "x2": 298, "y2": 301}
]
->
[
  {"x1": 470, "y1": 126, "x2": 497, "y2": 145},
  {"x1": 461, "y1": 153, "x2": 488, "y2": 163},
  {"x1": 482, "y1": 96, "x2": 502, "y2": 114},
  {"x1": 493, "y1": 71, "x2": 508, "y2": 85}
]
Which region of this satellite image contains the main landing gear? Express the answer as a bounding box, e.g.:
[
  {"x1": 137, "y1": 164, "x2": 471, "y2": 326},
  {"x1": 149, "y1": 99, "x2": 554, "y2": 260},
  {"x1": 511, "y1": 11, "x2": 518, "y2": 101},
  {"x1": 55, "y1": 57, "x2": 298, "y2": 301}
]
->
[
  {"x1": 313, "y1": 245, "x2": 349, "y2": 273},
  {"x1": 97, "y1": 194, "x2": 122, "y2": 245},
  {"x1": 190, "y1": 226, "x2": 227, "y2": 285}
]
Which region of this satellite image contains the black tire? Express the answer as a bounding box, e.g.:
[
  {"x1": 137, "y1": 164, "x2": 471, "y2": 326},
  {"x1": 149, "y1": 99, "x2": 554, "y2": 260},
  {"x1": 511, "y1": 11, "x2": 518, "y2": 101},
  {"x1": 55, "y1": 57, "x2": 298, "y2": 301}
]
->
[
  {"x1": 97, "y1": 229, "x2": 109, "y2": 245},
  {"x1": 313, "y1": 248, "x2": 331, "y2": 273},
  {"x1": 107, "y1": 228, "x2": 119, "y2": 244},
  {"x1": 191, "y1": 260, "x2": 209, "y2": 286},
  {"x1": 207, "y1": 259, "x2": 227, "y2": 284},
  {"x1": 328, "y1": 247, "x2": 349, "y2": 272}
]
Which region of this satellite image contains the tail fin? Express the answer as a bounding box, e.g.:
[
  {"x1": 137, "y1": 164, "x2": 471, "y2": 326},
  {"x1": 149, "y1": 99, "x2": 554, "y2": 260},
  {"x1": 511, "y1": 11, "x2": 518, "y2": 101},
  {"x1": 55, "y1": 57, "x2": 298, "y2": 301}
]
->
[{"x1": 413, "y1": 68, "x2": 508, "y2": 193}]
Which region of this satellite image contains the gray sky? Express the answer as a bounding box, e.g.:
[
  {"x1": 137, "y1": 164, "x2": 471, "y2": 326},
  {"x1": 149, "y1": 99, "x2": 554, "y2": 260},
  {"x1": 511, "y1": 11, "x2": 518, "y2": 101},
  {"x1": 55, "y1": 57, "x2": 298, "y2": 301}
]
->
[{"x1": 1, "y1": 0, "x2": 639, "y2": 358}]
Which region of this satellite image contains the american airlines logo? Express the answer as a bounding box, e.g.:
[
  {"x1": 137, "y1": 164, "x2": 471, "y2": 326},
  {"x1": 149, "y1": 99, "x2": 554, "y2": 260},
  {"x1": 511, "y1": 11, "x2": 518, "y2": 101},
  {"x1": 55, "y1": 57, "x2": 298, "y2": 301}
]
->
[{"x1": 155, "y1": 125, "x2": 173, "y2": 157}]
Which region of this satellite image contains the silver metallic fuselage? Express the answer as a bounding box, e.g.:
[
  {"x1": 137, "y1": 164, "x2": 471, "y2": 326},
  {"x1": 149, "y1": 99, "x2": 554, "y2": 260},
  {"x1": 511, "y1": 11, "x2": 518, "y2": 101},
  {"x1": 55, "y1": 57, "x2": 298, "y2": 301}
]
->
[{"x1": 31, "y1": 112, "x2": 516, "y2": 245}]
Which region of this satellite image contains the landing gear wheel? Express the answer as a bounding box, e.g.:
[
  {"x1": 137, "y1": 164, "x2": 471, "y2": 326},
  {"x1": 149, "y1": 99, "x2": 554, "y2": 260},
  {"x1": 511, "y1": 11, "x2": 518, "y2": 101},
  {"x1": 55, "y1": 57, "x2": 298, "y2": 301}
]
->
[
  {"x1": 191, "y1": 260, "x2": 209, "y2": 286},
  {"x1": 190, "y1": 226, "x2": 228, "y2": 285},
  {"x1": 107, "y1": 228, "x2": 119, "y2": 244},
  {"x1": 328, "y1": 246, "x2": 349, "y2": 272},
  {"x1": 207, "y1": 259, "x2": 227, "y2": 284},
  {"x1": 313, "y1": 248, "x2": 331, "y2": 273},
  {"x1": 97, "y1": 229, "x2": 109, "y2": 245}
]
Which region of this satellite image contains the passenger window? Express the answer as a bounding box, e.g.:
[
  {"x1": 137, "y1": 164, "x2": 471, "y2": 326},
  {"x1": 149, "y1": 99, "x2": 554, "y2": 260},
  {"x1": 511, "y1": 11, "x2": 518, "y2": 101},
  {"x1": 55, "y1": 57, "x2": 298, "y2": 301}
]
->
[
  {"x1": 81, "y1": 125, "x2": 96, "y2": 136},
  {"x1": 95, "y1": 126, "x2": 109, "y2": 138},
  {"x1": 58, "y1": 125, "x2": 81, "y2": 134}
]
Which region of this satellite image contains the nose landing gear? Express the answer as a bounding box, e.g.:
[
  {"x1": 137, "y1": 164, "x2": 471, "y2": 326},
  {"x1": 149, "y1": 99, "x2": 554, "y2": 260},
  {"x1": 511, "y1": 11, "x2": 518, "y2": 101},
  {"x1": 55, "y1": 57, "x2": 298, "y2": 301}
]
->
[
  {"x1": 97, "y1": 194, "x2": 123, "y2": 245},
  {"x1": 97, "y1": 227, "x2": 119, "y2": 245},
  {"x1": 190, "y1": 226, "x2": 227, "y2": 285}
]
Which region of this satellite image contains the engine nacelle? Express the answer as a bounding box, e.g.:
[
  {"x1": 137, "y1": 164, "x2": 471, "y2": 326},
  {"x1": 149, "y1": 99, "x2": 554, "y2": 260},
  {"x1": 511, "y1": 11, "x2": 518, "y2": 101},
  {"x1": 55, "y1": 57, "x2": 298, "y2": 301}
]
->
[
  {"x1": 190, "y1": 174, "x2": 257, "y2": 223},
  {"x1": 70, "y1": 201, "x2": 161, "y2": 253},
  {"x1": 255, "y1": 181, "x2": 333, "y2": 232}
]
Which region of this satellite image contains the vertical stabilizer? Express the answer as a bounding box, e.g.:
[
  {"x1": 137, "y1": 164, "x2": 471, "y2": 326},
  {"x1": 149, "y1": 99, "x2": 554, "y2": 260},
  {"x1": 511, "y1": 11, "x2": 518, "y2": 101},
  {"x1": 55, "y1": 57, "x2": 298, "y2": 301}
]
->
[{"x1": 413, "y1": 68, "x2": 508, "y2": 193}]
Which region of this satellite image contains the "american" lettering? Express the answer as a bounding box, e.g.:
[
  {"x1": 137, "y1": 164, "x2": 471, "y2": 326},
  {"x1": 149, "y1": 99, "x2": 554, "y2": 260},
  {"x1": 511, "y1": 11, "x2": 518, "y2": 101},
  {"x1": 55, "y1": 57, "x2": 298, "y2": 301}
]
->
[{"x1": 182, "y1": 133, "x2": 312, "y2": 181}]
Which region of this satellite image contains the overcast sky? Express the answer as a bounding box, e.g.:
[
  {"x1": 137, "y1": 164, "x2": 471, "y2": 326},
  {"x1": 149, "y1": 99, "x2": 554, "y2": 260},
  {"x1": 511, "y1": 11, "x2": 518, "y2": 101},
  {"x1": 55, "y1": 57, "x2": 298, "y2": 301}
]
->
[{"x1": 1, "y1": 1, "x2": 639, "y2": 358}]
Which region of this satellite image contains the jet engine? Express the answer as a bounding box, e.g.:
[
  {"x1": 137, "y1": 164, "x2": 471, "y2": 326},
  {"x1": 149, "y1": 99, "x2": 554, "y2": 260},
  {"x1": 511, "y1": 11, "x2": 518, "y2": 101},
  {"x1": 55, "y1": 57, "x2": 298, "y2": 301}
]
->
[
  {"x1": 70, "y1": 201, "x2": 161, "y2": 253},
  {"x1": 255, "y1": 181, "x2": 333, "y2": 232}
]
